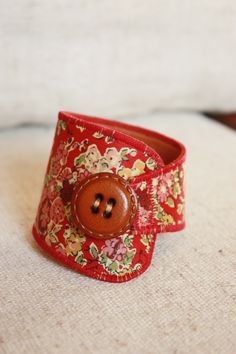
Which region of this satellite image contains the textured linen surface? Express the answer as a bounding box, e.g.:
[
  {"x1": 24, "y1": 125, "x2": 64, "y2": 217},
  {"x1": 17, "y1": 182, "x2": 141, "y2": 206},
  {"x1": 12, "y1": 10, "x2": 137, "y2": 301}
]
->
[
  {"x1": 1, "y1": 1, "x2": 236, "y2": 127},
  {"x1": 0, "y1": 113, "x2": 235, "y2": 354}
]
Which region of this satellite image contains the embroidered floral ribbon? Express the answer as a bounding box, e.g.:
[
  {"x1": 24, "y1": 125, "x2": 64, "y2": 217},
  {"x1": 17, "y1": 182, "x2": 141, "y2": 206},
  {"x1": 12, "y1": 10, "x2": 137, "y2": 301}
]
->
[{"x1": 32, "y1": 112, "x2": 186, "y2": 282}]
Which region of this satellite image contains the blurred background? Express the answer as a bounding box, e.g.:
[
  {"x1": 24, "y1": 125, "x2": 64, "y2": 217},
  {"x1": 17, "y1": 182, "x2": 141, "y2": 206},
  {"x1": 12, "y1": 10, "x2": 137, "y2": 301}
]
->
[{"x1": 1, "y1": 0, "x2": 236, "y2": 128}]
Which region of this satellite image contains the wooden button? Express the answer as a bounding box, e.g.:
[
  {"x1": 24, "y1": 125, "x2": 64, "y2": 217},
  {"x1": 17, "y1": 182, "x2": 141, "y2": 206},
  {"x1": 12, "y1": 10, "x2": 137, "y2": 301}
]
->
[{"x1": 71, "y1": 173, "x2": 137, "y2": 239}]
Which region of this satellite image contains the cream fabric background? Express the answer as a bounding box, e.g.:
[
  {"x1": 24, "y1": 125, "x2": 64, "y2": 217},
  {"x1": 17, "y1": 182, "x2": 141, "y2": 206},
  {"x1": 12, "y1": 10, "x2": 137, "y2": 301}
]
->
[
  {"x1": 0, "y1": 114, "x2": 235, "y2": 354},
  {"x1": 1, "y1": 1, "x2": 236, "y2": 127}
]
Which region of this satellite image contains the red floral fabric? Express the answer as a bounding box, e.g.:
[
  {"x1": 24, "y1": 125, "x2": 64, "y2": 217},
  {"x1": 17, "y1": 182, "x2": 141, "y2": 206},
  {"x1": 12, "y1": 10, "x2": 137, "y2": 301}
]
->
[{"x1": 32, "y1": 112, "x2": 186, "y2": 282}]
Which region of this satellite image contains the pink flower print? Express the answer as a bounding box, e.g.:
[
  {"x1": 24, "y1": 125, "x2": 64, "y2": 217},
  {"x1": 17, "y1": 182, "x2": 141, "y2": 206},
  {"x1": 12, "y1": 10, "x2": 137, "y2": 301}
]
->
[
  {"x1": 103, "y1": 239, "x2": 120, "y2": 258},
  {"x1": 55, "y1": 244, "x2": 67, "y2": 256},
  {"x1": 58, "y1": 167, "x2": 73, "y2": 182},
  {"x1": 55, "y1": 142, "x2": 68, "y2": 164},
  {"x1": 103, "y1": 238, "x2": 127, "y2": 262},
  {"x1": 138, "y1": 206, "x2": 152, "y2": 227},
  {"x1": 163, "y1": 172, "x2": 173, "y2": 188},
  {"x1": 77, "y1": 169, "x2": 90, "y2": 182},
  {"x1": 115, "y1": 242, "x2": 127, "y2": 262},
  {"x1": 104, "y1": 148, "x2": 121, "y2": 168},
  {"x1": 157, "y1": 180, "x2": 169, "y2": 203},
  {"x1": 50, "y1": 197, "x2": 65, "y2": 224},
  {"x1": 46, "y1": 179, "x2": 58, "y2": 200}
]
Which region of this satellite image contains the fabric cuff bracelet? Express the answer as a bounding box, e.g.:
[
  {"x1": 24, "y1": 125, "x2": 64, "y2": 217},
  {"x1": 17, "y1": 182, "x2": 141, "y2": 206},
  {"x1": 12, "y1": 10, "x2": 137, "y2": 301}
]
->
[{"x1": 32, "y1": 112, "x2": 186, "y2": 282}]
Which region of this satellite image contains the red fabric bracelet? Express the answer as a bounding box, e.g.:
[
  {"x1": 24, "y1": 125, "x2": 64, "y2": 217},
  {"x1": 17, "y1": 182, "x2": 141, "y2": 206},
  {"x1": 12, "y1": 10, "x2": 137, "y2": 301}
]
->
[{"x1": 32, "y1": 112, "x2": 186, "y2": 282}]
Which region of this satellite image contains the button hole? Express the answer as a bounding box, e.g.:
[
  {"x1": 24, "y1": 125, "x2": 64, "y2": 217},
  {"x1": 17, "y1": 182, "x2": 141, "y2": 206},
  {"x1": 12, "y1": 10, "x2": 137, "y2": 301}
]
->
[
  {"x1": 91, "y1": 205, "x2": 99, "y2": 214},
  {"x1": 95, "y1": 193, "x2": 104, "y2": 201},
  {"x1": 103, "y1": 211, "x2": 112, "y2": 219},
  {"x1": 108, "y1": 198, "x2": 116, "y2": 206}
]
